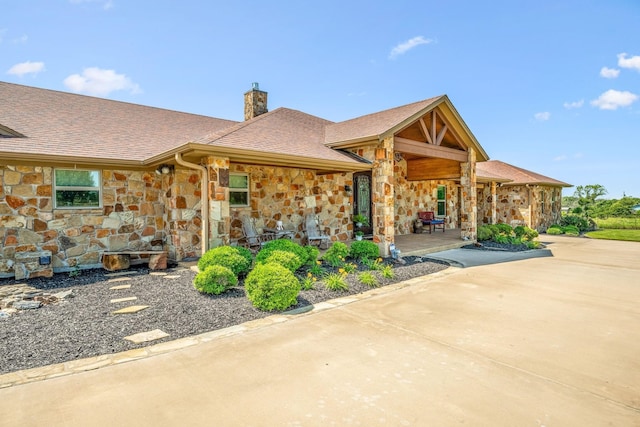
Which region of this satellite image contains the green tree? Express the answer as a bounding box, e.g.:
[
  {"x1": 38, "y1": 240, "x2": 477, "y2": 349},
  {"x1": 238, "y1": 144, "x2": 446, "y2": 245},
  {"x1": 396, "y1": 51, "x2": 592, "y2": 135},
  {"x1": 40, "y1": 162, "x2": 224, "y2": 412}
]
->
[{"x1": 573, "y1": 184, "x2": 607, "y2": 220}]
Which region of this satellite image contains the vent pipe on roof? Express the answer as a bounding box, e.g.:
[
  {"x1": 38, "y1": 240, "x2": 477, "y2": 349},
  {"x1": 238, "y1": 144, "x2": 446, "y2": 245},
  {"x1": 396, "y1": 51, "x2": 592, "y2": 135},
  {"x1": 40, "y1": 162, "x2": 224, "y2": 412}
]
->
[{"x1": 244, "y1": 82, "x2": 268, "y2": 121}]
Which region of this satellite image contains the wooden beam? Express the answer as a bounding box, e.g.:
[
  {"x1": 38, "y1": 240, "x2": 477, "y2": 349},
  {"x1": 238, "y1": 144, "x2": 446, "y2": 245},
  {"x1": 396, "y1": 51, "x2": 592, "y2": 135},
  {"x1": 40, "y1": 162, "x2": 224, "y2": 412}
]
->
[
  {"x1": 431, "y1": 111, "x2": 437, "y2": 145},
  {"x1": 394, "y1": 137, "x2": 468, "y2": 162},
  {"x1": 435, "y1": 124, "x2": 447, "y2": 146},
  {"x1": 406, "y1": 158, "x2": 461, "y2": 181},
  {"x1": 419, "y1": 118, "x2": 433, "y2": 144}
]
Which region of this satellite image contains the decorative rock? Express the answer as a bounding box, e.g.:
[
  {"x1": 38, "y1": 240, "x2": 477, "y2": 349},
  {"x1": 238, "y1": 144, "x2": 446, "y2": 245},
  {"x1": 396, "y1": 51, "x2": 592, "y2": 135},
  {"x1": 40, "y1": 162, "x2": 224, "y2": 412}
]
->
[
  {"x1": 148, "y1": 252, "x2": 167, "y2": 270},
  {"x1": 52, "y1": 290, "x2": 74, "y2": 300},
  {"x1": 102, "y1": 254, "x2": 130, "y2": 271},
  {"x1": 14, "y1": 300, "x2": 42, "y2": 310}
]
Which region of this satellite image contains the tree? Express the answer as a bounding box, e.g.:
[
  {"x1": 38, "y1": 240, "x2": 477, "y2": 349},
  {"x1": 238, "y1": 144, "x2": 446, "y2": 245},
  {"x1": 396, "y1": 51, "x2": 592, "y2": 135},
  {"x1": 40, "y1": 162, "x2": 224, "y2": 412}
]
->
[{"x1": 573, "y1": 184, "x2": 607, "y2": 220}]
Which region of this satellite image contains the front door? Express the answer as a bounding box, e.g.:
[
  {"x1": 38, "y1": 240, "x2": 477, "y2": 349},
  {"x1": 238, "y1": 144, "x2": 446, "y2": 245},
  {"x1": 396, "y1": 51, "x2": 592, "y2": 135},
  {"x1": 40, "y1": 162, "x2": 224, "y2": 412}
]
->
[{"x1": 353, "y1": 172, "x2": 372, "y2": 236}]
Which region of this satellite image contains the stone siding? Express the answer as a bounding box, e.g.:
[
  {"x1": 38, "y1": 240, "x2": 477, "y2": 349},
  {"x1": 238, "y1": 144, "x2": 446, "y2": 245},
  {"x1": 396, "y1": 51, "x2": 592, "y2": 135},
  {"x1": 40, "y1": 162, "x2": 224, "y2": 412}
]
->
[
  {"x1": 477, "y1": 184, "x2": 562, "y2": 231},
  {"x1": 1, "y1": 164, "x2": 168, "y2": 277}
]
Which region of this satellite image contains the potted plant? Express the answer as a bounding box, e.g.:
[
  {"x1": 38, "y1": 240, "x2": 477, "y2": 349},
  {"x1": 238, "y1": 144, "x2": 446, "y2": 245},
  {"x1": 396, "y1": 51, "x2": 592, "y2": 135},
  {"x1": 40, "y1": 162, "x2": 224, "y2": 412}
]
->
[
  {"x1": 354, "y1": 230, "x2": 364, "y2": 241},
  {"x1": 353, "y1": 214, "x2": 369, "y2": 228}
]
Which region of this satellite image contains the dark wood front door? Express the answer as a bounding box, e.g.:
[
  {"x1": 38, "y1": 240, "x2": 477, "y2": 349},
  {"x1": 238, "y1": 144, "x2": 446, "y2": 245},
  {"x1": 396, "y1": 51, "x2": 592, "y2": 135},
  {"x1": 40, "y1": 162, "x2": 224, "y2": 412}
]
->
[{"x1": 353, "y1": 172, "x2": 372, "y2": 236}]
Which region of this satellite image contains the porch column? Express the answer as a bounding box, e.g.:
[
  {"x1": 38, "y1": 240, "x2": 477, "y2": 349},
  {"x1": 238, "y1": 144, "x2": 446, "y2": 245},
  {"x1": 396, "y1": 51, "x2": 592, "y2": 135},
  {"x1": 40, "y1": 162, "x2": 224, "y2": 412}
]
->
[
  {"x1": 205, "y1": 156, "x2": 231, "y2": 248},
  {"x1": 372, "y1": 136, "x2": 395, "y2": 256},
  {"x1": 491, "y1": 181, "x2": 497, "y2": 224},
  {"x1": 459, "y1": 149, "x2": 477, "y2": 240}
]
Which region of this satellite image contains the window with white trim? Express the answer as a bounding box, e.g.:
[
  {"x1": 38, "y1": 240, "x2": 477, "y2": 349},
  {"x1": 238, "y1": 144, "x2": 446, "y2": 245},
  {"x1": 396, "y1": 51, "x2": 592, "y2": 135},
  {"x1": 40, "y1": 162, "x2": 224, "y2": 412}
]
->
[
  {"x1": 437, "y1": 185, "x2": 446, "y2": 216},
  {"x1": 540, "y1": 190, "x2": 546, "y2": 214},
  {"x1": 229, "y1": 173, "x2": 250, "y2": 206},
  {"x1": 54, "y1": 169, "x2": 102, "y2": 208}
]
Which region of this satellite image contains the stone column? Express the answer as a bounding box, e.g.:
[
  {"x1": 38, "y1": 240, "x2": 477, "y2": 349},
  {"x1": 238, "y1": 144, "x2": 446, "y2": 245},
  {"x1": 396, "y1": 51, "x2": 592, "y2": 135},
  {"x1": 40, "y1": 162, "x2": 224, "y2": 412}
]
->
[
  {"x1": 205, "y1": 156, "x2": 231, "y2": 248},
  {"x1": 372, "y1": 136, "x2": 395, "y2": 256},
  {"x1": 491, "y1": 181, "x2": 497, "y2": 224},
  {"x1": 459, "y1": 149, "x2": 477, "y2": 241}
]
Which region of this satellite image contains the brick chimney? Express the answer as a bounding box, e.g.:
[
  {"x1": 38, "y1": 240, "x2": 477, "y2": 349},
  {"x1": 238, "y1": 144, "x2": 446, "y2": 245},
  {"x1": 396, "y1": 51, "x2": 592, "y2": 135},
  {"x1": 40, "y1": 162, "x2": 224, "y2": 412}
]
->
[{"x1": 244, "y1": 82, "x2": 268, "y2": 121}]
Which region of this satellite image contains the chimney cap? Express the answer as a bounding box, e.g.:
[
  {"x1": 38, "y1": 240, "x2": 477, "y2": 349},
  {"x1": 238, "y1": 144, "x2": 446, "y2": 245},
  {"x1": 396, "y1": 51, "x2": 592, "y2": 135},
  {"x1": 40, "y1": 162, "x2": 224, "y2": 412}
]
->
[{"x1": 252, "y1": 82, "x2": 260, "y2": 90}]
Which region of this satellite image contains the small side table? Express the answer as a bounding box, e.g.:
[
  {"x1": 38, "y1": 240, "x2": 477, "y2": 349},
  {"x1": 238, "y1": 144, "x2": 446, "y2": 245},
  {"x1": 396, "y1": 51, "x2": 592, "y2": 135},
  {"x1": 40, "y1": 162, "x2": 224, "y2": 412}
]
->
[{"x1": 263, "y1": 228, "x2": 296, "y2": 240}]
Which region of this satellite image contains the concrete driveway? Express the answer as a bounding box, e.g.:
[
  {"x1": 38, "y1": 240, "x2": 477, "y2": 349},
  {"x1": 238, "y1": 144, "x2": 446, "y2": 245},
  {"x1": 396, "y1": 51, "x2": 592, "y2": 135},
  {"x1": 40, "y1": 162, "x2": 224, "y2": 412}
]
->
[{"x1": 2, "y1": 235, "x2": 639, "y2": 426}]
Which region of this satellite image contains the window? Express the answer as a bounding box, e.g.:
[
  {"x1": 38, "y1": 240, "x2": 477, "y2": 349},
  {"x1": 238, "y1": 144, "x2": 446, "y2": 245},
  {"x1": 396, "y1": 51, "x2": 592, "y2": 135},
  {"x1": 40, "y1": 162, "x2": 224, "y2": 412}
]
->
[
  {"x1": 54, "y1": 169, "x2": 101, "y2": 208},
  {"x1": 540, "y1": 190, "x2": 545, "y2": 214},
  {"x1": 229, "y1": 173, "x2": 249, "y2": 206},
  {"x1": 437, "y1": 185, "x2": 446, "y2": 216}
]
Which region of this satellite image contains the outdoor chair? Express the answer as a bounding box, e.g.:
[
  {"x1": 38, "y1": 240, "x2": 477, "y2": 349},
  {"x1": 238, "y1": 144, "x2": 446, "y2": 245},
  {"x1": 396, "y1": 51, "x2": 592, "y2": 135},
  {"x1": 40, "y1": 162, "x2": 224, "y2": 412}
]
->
[
  {"x1": 239, "y1": 215, "x2": 278, "y2": 253},
  {"x1": 304, "y1": 214, "x2": 331, "y2": 249},
  {"x1": 418, "y1": 211, "x2": 445, "y2": 233}
]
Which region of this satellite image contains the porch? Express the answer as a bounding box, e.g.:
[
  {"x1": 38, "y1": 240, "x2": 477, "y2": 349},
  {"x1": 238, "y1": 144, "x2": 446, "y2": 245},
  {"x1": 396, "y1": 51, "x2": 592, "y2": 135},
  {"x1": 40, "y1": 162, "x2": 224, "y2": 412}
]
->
[{"x1": 393, "y1": 228, "x2": 469, "y2": 257}]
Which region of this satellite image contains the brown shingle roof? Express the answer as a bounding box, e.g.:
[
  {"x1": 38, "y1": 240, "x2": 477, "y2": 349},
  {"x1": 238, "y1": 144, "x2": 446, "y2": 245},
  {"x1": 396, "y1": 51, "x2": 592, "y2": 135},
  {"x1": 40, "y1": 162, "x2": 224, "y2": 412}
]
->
[
  {"x1": 0, "y1": 81, "x2": 237, "y2": 163},
  {"x1": 476, "y1": 160, "x2": 571, "y2": 187},
  {"x1": 194, "y1": 107, "x2": 362, "y2": 163},
  {"x1": 324, "y1": 96, "x2": 443, "y2": 144}
]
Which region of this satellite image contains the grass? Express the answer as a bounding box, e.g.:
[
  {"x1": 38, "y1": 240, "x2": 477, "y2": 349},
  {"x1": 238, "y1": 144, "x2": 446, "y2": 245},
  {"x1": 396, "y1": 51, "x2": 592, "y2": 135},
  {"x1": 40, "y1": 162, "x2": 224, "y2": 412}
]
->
[
  {"x1": 594, "y1": 217, "x2": 640, "y2": 230},
  {"x1": 585, "y1": 229, "x2": 640, "y2": 242}
]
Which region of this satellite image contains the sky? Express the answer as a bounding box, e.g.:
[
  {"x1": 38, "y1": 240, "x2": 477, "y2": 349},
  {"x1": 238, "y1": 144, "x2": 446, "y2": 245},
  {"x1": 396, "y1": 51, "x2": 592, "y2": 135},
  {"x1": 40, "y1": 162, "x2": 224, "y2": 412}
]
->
[{"x1": 2, "y1": 0, "x2": 639, "y2": 199}]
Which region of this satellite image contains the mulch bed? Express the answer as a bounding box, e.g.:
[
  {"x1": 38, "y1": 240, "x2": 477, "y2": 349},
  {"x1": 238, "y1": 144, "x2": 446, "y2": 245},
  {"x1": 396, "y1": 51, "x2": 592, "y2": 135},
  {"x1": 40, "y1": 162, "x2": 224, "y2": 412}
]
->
[{"x1": 0, "y1": 256, "x2": 448, "y2": 375}]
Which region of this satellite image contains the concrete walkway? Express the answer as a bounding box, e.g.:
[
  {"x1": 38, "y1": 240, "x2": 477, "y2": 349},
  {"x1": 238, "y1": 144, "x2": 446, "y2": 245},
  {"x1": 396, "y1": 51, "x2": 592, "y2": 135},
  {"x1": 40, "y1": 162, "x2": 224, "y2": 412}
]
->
[{"x1": 1, "y1": 235, "x2": 639, "y2": 426}]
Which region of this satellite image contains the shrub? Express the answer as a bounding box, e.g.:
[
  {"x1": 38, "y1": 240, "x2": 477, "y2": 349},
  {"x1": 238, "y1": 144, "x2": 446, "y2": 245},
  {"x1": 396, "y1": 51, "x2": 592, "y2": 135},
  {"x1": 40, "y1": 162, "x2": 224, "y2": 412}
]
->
[
  {"x1": 340, "y1": 262, "x2": 358, "y2": 274},
  {"x1": 256, "y1": 239, "x2": 309, "y2": 266},
  {"x1": 193, "y1": 265, "x2": 238, "y2": 295},
  {"x1": 234, "y1": 246, "x2": 254, "y2": 267},
  {"x1": 244, "y1": 263, "x2": 301, "y2": 311},
  {"x1": 324, "y1": 272, "x2": 349, "y2": 291},
  {"x1": 301, "y1": 273, "x2": 316, "y2": 290},
  {"x1": 546, "y1": 226, "x2": 564, "y2": 235},
  {"x1": 362, "y1": 257, "x2": 384, "y2": 271},
  {"x1": 495, "y1": 223, "x2": 514, "y2": 236},
  {"x1": 309, "y1": 261, "x2": 325, "y2": 276},
  {"x1": 514, "y1": 225, "x2": 538, "y2": 241},
  {"x1": 358, "y1": 271, "x2": 378, "y2": 287},
  {"x1": 380, "y1": 264, "x2": 394, "y2": 279},
  {"x1": 561, "y1": 214, "x2": 589, "y2": 232},
  {"x1": 304, "y1": 245, "x2": 320, "y2": 265},
  {"x1": 198, "y1": 246, "x2": 251, "y2": 276},
  {"x1": 349, "y1": 240, "x2": 379, "y2": 261},
  {"x1": 562, "y1": 225, "x2": 580, "y2": 236},
  {"x1": 322, "y1": 242, "x2": 350, "y2": 267},
  {"x1": 477, "y1": 225, "x2": 494, "y2": 241},
  {"x1": 259, "y1": 250, "x2": 303, "y2": 272}
]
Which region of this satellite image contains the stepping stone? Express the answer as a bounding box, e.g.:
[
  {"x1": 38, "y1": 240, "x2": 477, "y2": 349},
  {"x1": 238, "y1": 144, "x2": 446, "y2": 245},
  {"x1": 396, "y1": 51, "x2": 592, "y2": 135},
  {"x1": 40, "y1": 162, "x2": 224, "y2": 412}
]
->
[
  {"x1": 105, "y1": 271, "x2": 139, "y2": 277},
  {"x1": 163, "y1": 275, "x2": 181, "y2": 279},
  {"x1": 109, "y1": 284, "x2": 132, "y2": 290},
  {"x1": 124, "y1": 329, "x2": 169, "y2": 344},
  {"x1": 112, "y1": 305, "x2": 149, "y2": 314},
  {"x1": 108, "y1": 277, "x2": 132, "y2": 283},
  {"x1": 110, "y1": 296, "x2": 138, "y2": 304},
  {"x1": 149, "y1": 272, "x2": 167, "y2": 276}
]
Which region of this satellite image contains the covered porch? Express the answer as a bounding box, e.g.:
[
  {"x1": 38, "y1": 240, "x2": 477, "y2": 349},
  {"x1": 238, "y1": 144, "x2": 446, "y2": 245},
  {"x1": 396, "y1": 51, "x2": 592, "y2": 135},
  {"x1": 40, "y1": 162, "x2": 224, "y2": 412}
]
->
[{"x1": 393, "y1": 229, "x2": 467, "y2": 257}]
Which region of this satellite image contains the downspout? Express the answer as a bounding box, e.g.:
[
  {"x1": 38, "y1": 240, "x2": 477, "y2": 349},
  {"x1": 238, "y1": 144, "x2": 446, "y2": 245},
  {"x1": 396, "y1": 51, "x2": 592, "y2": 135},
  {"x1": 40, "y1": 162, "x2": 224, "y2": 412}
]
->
[{"x1": 175, "y1": 153, "x2": 209, "y2": 256}]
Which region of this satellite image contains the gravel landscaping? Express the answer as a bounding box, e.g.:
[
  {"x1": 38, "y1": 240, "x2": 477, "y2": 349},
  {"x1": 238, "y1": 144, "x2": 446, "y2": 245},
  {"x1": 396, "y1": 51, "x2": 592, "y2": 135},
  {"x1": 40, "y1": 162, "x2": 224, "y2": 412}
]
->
[{"x1": 0, "y1": 257, "x2": 448, "y2": 375}]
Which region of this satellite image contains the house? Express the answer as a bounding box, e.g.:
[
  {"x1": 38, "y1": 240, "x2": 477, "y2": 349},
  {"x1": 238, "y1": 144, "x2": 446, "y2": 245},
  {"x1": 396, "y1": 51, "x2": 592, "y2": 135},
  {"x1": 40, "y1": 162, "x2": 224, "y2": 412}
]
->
[
  {"x1": 476, "y1": 160, "x2": 572, "y2": 231},
  {"x1": 1, "y1": 80, "x2": 491, "y2": 279}
]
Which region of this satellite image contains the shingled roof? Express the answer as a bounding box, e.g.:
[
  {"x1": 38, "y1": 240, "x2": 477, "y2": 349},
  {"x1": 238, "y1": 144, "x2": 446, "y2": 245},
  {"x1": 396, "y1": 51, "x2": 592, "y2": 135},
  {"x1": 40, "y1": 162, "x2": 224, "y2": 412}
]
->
[
  {"x1": 476, "y1": 160, "x2": 571, "y2": 187},
  {"x1": 0, "y1": 81, "x2": 237, "y2": 164}
]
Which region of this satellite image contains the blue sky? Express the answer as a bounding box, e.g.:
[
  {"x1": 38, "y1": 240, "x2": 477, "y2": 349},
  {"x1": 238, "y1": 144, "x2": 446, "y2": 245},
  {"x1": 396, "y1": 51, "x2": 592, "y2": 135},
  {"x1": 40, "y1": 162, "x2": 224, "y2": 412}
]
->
[{"x1": 3, "y1": 0, "x2": 639, "y2": 199}]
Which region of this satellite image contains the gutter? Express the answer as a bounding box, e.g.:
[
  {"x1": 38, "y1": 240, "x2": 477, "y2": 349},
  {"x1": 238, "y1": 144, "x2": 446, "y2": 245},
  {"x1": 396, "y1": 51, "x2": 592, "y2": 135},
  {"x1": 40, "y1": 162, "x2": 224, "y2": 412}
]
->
[{"x1": 174, "y1": 153, "x2": 208, "y2": 257}]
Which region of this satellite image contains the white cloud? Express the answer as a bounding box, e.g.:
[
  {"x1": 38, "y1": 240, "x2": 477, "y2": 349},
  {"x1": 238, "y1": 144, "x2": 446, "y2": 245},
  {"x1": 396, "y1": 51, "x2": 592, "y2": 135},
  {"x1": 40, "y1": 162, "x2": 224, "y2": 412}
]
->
[
  {"x1": 534, "y1": 112, "x2": 551, "y2": 121},
  {"x1": 553, "y1": 155, "x2": 567, "y2": 162},
  {"x1": 563, "y1": 100, "x2": 584, "y2": 109},
  {"x1": 63, "y1": 67, "x2": 141, "y2": 96},
  {"x1": 69, "y1": 0, "x2": 114, "y2": 10},
  {"x1": 6, "y1": 61, "x2": 45, "y2": 77},
  {"x1": 590, "y1": 89, "x2": 638, "y2": 110},
  {"x1": 12, "y1": 35, "x2": 28, "y2": 43},
  {"x1": 389, "y1": 36, "x2": 433, "y2": 59},
  {"x1": 617, "y1": 53, "x2": 640, "y2": 72},
  {"x1": 599, "y1": 67, "x2": 619, "y2": 79}
]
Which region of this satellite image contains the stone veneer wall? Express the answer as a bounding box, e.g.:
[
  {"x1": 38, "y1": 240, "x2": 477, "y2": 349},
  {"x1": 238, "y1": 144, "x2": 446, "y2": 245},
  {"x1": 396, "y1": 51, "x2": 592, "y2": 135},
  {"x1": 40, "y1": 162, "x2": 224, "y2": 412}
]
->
[
  {"x1": 393, "y1": 157, "x2": 460, "y2": 235},
  {"x1": 477, "y1": 184, "x2": 562, "y2": 231},
  {"x1": 166, "y1": 168, "x2": 203, "y2": 260},
  {"x1": 0, "y1": 164, "x2": 168, "y2": 277},
  {"x1": 227, "y1": 164, "x2": 353, "y2": 244}
]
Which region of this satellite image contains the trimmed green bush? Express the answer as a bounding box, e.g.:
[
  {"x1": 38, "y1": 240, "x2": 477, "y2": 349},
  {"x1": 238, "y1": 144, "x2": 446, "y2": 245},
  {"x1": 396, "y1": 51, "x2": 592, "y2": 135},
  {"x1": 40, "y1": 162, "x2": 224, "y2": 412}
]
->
[
  {"x1": 358, "y1": 271, "x2": 378, "y2": 287},
  {"x1": 349, "y1": 240, "x2": 379, "y2": 261},
  {"x1": 244, "y1": 263, "x2": 301, "y2": 311},
  {"x1": 256, "y1": 239, "x2": 309, "y2": 266},
  {"x1": 304, "y1": 245, "x2": 320, "y2": 265},
  {"x1": 562, "y1": 225, "x2": 580, "y2": 236},
  {"x1": 234, "y1": 246, "x2": 254, "y2": 267},
  {"x1": 514, "y1": 225, "x2": 538, "y2": 241},
  {"x1": 561, "y1": 214, "x2": 589, "y2": 232},
  {"x1": 546, "y1": 226, "x2": 564, "y2": 235},
  {"x1": 322, "y1": 242, "x2": 349, "y2": 267},
  {"x1": 193, "y1": 265, "x2": 238, "y2": 295},
  {"x1": 477, "y1": 225, "x2": 494, "y2": 241},
  {"x1": 198, "y1": 246, "x2": 251, "y2": 276},
  {"x1": 259, "y1": 250, "x2": 303, "y2": 272}
]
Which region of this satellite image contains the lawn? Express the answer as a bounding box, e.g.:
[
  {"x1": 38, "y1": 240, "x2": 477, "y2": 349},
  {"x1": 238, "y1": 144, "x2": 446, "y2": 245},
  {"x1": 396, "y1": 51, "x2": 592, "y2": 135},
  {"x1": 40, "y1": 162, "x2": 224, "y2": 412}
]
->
[
  {"x1": 585, "y1": 229, "x2": 640, "y2": 242},
  {"x1": 594, "y1": 217, "x2": 640, "y2": 230}
]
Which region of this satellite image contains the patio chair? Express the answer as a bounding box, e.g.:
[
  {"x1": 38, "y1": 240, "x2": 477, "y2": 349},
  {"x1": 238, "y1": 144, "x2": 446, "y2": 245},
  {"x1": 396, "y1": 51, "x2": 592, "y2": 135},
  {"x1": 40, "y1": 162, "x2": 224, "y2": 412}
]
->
[
  {"x1": 304, "y1": 214, "x2": 331, "y2": 249},
  {"x1": 418, "y1": 211, "x2": 445, "y2": 234},
  {"x1": 238, "y1": 215, "x2": 277, "y2": 252}
]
